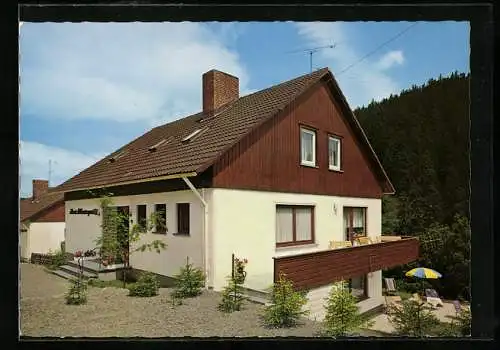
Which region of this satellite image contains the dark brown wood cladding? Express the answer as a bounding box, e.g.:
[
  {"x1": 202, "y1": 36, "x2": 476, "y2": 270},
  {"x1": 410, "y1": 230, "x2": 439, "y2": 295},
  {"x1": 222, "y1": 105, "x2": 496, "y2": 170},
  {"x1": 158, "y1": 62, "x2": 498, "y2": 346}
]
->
[
  {"x1": 31, "y1": 201, "x2": 65, "y2": 222},
  {"x1": 212, "y1": 82, "x2": 384, "y2": 198},
  {"x1": 64, "y1": 169, "x2": 213, "y2": 201},
  {"x1": 273, "y1": 237, "x2": 419, "y2": 291}
]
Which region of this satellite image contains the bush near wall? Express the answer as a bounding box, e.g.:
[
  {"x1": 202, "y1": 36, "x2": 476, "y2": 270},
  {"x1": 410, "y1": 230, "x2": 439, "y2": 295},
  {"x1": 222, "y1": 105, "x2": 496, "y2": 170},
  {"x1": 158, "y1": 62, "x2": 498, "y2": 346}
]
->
[{"x1": 30, "y1": 252, "x2": 73, "y2": 265}]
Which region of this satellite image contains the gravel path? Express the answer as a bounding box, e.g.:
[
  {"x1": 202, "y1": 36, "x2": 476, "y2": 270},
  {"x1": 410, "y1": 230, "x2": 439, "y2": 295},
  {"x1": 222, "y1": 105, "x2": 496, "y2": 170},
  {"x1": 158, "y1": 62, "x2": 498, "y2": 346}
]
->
[{"x1": 21, "y1": 263, "x2": 327, "y2": 337}]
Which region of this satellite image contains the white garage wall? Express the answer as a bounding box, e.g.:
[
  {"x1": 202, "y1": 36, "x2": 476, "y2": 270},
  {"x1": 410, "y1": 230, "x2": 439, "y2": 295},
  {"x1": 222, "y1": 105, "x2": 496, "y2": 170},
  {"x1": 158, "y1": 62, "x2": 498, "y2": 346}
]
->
[
  {"x1": 210, "y1": 188, "x2": 382, "y2": 292},
  {"x1": 23, "y1": 222, "x2": 65, "y2": 257},
  {"x1": 65, "y1": 190, "x2": 204, "y2": 278}
]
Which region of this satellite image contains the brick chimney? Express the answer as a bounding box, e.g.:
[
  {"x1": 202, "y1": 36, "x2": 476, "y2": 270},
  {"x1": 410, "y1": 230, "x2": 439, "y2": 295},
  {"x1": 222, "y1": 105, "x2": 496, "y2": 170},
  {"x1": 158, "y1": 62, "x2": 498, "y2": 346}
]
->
[
  {"x1": 32, "y1": 179, "x2": 49, "y2": 200},
  {"x1": 202, "y1": 70, "x2": 239, "y2": 115}
]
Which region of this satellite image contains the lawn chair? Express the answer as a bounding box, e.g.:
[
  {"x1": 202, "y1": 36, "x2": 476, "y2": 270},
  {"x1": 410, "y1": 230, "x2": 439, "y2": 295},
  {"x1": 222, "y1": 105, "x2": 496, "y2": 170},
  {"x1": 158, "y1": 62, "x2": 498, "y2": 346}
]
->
[
  {"x1": 357, "y1": 236, "x2": 372, "y2": 245},
  {"x1": 425, "y1": 288, "x2": 444, "y2": 307},
  {"x1": 452, "y1": 300, "x2": 462, "y2": 314},
  {"x1": 384, "y1": 278, "x2": 397, "y2": 295}
]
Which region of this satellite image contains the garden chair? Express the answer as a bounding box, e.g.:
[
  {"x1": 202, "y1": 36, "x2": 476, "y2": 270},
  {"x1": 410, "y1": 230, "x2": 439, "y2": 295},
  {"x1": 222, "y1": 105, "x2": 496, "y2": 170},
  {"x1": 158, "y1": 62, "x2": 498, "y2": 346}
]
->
[
  {"x1": 452, "y1": 300, "x2": 462, "y2": 314},
  {"x1": 357, "y1": 236, "x2": 372, "y2": 245},
  {"x1": 384, "y1": 278, "x2": 397, "y2": 295},
  {"x1": 425, "y1": 288, "x2": 444, "y2": 307}
]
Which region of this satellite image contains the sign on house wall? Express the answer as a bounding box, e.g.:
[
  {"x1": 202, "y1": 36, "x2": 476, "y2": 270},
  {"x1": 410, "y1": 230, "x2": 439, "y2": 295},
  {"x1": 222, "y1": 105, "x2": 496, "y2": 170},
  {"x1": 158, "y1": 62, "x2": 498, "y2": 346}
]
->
[{"x1": 69, "y1": 208, "x2": 100, "y2": 216}]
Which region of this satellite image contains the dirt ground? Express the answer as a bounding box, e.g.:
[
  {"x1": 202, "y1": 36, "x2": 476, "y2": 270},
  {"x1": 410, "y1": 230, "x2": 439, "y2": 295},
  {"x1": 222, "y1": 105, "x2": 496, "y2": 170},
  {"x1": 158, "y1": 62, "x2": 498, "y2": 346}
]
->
[{"x1": 20, "y1": 263, "x2": 330, "y2": 338}]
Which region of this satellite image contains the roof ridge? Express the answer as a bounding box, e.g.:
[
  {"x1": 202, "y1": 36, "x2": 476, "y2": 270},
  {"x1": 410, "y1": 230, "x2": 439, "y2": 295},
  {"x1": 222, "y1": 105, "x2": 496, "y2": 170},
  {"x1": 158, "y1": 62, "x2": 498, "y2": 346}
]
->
[{"x1": 151, "y1": 68, "x2": 330, "y2": 131}]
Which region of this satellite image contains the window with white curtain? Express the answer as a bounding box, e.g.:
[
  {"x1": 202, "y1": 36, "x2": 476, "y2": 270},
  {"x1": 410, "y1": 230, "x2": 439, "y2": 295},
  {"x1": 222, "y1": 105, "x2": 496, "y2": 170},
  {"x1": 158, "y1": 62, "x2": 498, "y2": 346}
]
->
[
  {"x1": 343, "y1": 207, "x2": 367, "y2": 241},
  {"x1": 276, "y1": 205, "x2": 314, "y2": 247},
  {"x1": 300, "y1": 128, "x2": 316, "y2": 166},
  {"x1": 328, "y1": 136, "x2": 341, "y2": 170}
]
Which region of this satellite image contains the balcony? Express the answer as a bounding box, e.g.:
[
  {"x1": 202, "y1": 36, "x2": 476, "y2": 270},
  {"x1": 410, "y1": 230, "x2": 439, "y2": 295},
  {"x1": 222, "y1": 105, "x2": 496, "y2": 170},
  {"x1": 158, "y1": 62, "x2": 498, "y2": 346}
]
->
[{"x1": 273, "y1": 236, "x2": 419, "y2": 291}]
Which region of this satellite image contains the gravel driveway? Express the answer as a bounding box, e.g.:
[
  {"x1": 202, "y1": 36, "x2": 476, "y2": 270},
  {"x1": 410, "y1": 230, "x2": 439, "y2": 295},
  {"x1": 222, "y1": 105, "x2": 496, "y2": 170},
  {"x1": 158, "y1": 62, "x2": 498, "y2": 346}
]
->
[{"x1": 21, "y1": 263, "x2": 327, "y2": 337}]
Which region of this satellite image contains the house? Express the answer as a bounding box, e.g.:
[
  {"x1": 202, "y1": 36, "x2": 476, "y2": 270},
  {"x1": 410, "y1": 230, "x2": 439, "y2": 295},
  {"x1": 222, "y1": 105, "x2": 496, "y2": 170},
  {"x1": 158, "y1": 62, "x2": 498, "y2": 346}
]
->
[
  {"x1": 54, "y1": 68, "x2": 419, "y2": 319},
  {"x1": 20, "y1": 179, "x2": 65, "y2": 261}
]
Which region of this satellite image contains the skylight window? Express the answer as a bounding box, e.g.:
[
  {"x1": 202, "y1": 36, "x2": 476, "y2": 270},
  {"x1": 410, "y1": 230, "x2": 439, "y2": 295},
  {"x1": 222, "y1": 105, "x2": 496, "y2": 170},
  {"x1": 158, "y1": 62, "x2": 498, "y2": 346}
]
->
[
  {"x1": 108, "y1": 150, "x2": 128, "y2": 163},
  {"x1": 148, "y1": 138, "x2": 169, "y2": 152},
  {"x1": 182, "y1": 127, "x2": 208, "y2": 143}
]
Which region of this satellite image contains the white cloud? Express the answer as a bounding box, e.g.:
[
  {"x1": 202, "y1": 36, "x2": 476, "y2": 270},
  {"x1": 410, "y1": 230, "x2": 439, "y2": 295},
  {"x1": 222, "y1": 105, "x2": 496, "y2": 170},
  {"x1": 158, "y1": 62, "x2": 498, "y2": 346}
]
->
[
  {"x1": 295, "y1": 22, "x2": 404, "y2": 108},
  {"x1": 20, "y1": 22, "x2": 251, "y2": 125},
  {"x1": 376, "y1": 50, "x2": 405, "y2": 70},
  {"x1": 19, "y1": 141, "x2": 105, "y2": 197}
]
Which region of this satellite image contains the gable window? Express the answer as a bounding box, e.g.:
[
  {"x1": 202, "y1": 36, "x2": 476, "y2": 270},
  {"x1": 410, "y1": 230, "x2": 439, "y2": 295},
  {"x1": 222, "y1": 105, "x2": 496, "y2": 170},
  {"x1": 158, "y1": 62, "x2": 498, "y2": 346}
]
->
[
  {"x1": 136, "y1": 205, "x2": 147, "y2": 231},
  {"x1": 276, "y1": 205, "x2": 315, "y2": 247},
  {"x1": 328, "y1": 136, "x2": 341, "y2": 171},
  {"x1": 300, "y1": 127, "x2": 316, "y2": 167},
  {"x1": 154, "y1": 204, "x2": 167, "y2": 234},
  {"x1": 176, "y1": 203, "x2": 190, "y2": 235}
]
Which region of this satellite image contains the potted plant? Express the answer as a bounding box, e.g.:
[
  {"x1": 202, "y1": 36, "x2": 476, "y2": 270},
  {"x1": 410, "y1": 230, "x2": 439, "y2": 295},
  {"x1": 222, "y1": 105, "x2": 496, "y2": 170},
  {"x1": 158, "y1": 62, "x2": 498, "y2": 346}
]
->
[{"x1": 233, "y1": 257, "x2": 248, "y2": 284}]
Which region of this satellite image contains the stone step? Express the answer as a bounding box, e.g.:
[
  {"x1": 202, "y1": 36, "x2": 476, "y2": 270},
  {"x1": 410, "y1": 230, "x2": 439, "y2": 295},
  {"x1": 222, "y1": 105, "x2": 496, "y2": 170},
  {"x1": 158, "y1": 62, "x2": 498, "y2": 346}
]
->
[
  {"x1": 244, "y1": 294, "x2": 272, "y2": 306},
  {"x1": 58, "y1": 264, "x2": 98, "y2": 279},
  {"x1": 66, "y1": 260, "x2": 101, "y2": 273},
  {"x1": 51, "y1": 269, "x2": 77, "y2": 281},
  {"x1": 241, "y1": 286, "x2": 272, "y2": 300}
]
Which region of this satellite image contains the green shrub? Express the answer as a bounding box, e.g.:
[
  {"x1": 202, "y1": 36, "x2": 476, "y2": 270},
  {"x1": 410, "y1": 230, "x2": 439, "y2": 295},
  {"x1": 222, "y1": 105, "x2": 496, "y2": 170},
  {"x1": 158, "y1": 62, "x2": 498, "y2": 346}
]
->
[
  {"x1": 218, "y1": 277, "x2": 245, "y2": 313},
  {"x1": 48, "y1": 249, "x2": 68, "y2": 270},
  {"x1": 172, "y1": 259, "x2": 205, "y2": 298},
  {"x1": 387, "y1": 298, "x2": 440, "y2": 337},
  {"x1": 128, "y1": 272, "x2": 159, "y2": 297},
  {"x1": 395, "y1": 279, "x2": 432, "y2": 294},
  {"x1": 322, "y1": 281, "x2": 371, "y2": 337},
  {"x1": 263, "y1": 273, "x2": 309, "y2": 328},
  {"x1": 65, "y1": 279, "x2": 88, "y2": 305},
  {"x1": 448, "y1": 308, "x2": 471, "y2": 336}
]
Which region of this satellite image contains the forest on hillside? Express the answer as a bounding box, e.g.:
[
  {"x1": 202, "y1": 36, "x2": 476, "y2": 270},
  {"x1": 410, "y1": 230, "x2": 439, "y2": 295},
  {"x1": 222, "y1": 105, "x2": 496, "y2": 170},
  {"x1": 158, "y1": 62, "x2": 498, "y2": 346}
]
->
[{"x1": 354, "y1": 72, "x2": 471, "y2": 300}]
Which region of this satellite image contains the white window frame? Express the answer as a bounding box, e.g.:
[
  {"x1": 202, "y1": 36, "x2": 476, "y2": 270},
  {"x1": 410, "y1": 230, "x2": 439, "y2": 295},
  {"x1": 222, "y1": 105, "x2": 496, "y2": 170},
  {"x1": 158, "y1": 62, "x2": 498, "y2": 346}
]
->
[
  {"x1": 328, "y1": 136, "x2": 341, "y2": 171},
  {"x1": 300, "y1": 127, "x2": 316, "y2": 167}
]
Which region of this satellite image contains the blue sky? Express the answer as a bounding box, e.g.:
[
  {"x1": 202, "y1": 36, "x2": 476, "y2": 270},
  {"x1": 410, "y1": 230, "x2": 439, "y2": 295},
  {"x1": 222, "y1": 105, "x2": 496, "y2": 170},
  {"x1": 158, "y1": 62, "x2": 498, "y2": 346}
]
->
[{"x1": 19, "y1": 21, "x2": 469, "y2": 197}]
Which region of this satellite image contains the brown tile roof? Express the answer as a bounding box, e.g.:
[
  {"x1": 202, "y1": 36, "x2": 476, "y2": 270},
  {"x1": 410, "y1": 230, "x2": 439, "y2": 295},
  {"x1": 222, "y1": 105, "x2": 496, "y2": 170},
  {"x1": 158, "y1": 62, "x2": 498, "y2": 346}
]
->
[
  {"x1": 54, "y1": 67, "x2": 394, "y2": 194},
  {"x1": 20, "y1": 190, "x2": 64, "y2": 222}
]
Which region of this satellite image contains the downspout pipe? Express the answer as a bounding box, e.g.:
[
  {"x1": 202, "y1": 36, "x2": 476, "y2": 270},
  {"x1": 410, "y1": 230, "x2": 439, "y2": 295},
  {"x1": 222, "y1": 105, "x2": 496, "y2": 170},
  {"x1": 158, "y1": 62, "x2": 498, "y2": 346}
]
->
[{"x1": 182, "y1": 177, "x2": 209, "y2": 289}]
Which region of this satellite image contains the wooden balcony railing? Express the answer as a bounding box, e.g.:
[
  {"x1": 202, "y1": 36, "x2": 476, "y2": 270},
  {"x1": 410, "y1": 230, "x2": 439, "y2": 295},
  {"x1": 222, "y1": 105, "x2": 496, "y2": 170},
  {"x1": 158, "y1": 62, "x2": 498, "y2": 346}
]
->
[{"x1": 273, "y1": 236, "x2": 419, "y2": 291}]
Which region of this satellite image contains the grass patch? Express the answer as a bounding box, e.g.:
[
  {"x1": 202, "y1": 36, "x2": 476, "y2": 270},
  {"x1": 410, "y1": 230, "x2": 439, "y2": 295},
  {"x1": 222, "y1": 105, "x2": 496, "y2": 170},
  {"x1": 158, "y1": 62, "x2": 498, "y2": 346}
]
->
[{"x1": 88, "y1": 279, "x2": 135, "y2": 289}]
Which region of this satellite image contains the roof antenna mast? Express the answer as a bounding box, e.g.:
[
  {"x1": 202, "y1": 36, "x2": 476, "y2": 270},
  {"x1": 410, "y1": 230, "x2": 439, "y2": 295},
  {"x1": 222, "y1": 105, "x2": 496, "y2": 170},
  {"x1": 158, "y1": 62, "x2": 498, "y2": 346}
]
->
[{"x1": 287, "y1": 44, "x2": 337, "y2": 72}]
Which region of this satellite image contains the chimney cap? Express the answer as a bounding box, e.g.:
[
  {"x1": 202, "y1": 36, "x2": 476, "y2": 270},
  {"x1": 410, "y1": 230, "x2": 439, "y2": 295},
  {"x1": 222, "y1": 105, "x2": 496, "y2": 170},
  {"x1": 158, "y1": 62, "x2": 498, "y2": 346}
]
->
[{"x1": 203, "y1": 69, "x2": 239, "y2": 80}]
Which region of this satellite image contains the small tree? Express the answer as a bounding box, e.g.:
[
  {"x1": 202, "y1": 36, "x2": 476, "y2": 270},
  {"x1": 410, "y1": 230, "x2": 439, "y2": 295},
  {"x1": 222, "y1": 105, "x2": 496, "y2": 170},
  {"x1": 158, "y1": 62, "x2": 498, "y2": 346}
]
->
[
  {"x1": 172, "y1": 257, "x2": 205, "y2": 299},
  {"x1": 448, "y1": 307, "x2": 471, "y2": 337},
  {"x1": 218, "y1": 277, "x2": 245, "y2": 313},
  {"x1": 263, "y1": 272, "x2": 309, "y2": 328},
  {"x1": 218, "y1": 255, "x2": 247, "y2": 313},
  {"x1": 92, "y1": 191, "x2": 167, "y2": 288},
  {"x1": 387, "y1": 298, "x2": 440, "y2": 337},
  {"x1": 322, "y1": 280, "x2": 369, "y2": 337}
]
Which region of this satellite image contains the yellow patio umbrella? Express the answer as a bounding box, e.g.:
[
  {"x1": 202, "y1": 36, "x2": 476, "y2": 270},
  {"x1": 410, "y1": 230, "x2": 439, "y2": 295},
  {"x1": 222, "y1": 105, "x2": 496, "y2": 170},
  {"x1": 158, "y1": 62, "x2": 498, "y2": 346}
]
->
[
  {"x1": 405, "y1": 267, "x2": 442, "y2": 279},
  {"x1": 405, "y1": 267, "x2": 442, "y2": 297}
]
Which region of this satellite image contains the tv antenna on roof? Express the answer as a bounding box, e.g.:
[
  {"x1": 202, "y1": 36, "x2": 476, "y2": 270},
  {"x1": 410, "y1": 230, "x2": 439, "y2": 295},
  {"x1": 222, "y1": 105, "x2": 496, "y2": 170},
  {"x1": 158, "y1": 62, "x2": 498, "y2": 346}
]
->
[{"x1": 286, "y1": 44, "x2": 337, "y2": 73}]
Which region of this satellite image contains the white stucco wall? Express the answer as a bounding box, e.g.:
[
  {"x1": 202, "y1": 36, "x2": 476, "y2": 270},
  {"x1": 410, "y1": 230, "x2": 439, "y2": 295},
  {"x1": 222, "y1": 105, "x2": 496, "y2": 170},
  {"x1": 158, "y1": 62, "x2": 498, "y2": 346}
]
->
[
  {"x1": 210, "y1": 188, "x2": 382, "y2": 293},
  {"x1": 65, "y1": 190, "x2": 204, "y2": 278},
  {"x1": 20, "y1": 222, "x2": 65, "y2": 259}
]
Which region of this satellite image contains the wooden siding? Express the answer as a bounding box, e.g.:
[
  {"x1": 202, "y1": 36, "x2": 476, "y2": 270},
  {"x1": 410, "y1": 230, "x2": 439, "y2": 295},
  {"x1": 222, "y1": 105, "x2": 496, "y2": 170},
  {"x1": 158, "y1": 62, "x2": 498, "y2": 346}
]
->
[
  {"x1": 212, "y1": 81, "x2": 385, "y2": 198},
  {"x1": 273, "y1": 237, "x2": 419, "y2": 291},
  {"x1": 32, "y1": 201, "x2": 65, "y2": 222}
]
